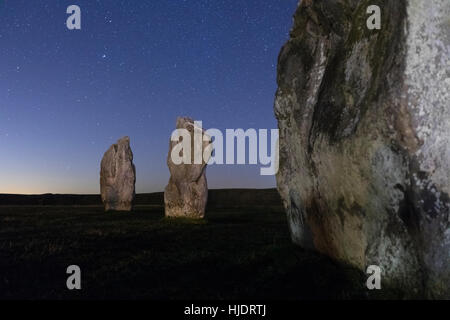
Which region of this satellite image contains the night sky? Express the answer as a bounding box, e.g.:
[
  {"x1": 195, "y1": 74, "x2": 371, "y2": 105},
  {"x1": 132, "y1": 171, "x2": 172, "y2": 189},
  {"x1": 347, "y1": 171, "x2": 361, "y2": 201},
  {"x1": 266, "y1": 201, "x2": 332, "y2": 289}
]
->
[{"x1": 0, "y1": 0, "x2": 298, "y2": 194}]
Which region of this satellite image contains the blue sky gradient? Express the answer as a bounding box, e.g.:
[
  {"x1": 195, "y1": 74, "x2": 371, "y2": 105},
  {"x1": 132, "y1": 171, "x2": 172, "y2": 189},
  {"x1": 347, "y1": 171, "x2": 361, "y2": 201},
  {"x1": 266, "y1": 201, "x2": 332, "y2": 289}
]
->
[{"x1": 0, "y1": 0, "x2": 297, "y2": 194}]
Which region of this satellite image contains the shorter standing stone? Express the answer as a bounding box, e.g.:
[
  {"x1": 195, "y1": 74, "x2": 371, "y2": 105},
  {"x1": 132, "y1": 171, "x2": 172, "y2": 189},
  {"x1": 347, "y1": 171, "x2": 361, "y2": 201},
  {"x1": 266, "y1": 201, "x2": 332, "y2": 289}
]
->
[
  {"x1": 164, "y1": 117, "x2": 211, "y2": 218},
  {"x1": 100, "y1": 136, "x2": 136, "y2": 211}
]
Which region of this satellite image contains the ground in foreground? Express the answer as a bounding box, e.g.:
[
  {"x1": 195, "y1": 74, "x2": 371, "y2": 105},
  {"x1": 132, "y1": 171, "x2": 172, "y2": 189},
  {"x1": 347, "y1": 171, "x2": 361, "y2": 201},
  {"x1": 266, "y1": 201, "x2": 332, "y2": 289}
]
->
[{"x1": 0, "y1": 205, "x2": 397, "y2": 299}]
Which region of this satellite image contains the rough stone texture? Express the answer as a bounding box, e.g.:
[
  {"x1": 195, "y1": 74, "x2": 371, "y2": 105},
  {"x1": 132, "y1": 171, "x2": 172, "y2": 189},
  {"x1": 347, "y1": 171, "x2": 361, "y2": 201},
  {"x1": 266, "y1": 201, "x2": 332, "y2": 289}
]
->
[
  {"x1": 275, "y1": 0, "x2": 449, "y2": 298},
  {"x1": 100, "y1": 136, "x2": 136, "y2": 211},
  {"x1": 164, "y1": 117, "x2": 211, "y2": 218}
]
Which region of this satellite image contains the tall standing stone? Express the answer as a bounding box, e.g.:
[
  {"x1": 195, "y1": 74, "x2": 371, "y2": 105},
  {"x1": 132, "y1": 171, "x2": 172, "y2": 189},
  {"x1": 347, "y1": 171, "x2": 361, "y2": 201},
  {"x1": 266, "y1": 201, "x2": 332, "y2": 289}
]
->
[
  {"x1": 100, "y1": 136, "x2": 136, "y2": 211},
  {"x1": 164, "y1": 117, "x2": 211, "y2": 218},
  {"x1": 274, "y1": 0, "x2": 449, "y2": 298}
]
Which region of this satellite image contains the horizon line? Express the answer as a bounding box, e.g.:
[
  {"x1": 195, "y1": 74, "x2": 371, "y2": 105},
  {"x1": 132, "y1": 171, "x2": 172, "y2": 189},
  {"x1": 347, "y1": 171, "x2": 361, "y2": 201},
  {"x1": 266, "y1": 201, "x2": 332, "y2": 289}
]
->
[{"x1": 0, "y1": 187, "x2": 278, "y2": 196}]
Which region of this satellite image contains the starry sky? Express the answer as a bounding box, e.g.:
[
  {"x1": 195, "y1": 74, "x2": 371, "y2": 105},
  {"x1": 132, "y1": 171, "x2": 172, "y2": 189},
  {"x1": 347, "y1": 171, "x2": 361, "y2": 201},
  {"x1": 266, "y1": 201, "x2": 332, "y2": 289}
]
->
[{"x1": 0, "y1": 0, "x2": 298, "y2": 194}]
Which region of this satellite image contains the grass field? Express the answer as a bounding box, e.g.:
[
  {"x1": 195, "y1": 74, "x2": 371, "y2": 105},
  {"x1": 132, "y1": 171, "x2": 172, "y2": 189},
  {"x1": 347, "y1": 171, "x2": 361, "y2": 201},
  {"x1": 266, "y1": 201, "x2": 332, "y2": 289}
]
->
[{"x1": 0, "y1": 204, "x2": 392, "y2": 299}]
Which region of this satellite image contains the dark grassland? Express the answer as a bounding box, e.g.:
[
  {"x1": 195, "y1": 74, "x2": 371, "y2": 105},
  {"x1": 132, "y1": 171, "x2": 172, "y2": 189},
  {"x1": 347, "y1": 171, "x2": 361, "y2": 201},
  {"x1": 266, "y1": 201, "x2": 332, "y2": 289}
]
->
[{"x1": 0, "y1": 201, "x2": 391, "y2": 299}]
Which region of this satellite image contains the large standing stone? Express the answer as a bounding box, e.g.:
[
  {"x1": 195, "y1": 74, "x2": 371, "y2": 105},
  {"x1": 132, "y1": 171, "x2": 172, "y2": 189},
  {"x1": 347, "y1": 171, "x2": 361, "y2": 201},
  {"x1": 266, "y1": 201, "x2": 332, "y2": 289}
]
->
[
  {"x1": 164, "y1": 117, "x2": 211, "y2": 218},
  {"x1": 275, "y1": 0, "x2": 449, "y2": 298},
  {"x1": 100, "y1": 136, "x2": 136, "y2": 211}
]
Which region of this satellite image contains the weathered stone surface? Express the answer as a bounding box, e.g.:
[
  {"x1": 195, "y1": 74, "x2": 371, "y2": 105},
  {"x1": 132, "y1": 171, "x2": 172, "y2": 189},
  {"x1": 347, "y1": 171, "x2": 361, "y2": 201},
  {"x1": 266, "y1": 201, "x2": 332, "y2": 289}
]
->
[
  {"x1": 275, "y1": 0, "x2": 449, "y2": 298},
  {"x1": 100, "y1": 136, "x2": 136, "y2": 211},
  {"x1": 164, "y1": 117, "x2": 211, "y2": 218}
]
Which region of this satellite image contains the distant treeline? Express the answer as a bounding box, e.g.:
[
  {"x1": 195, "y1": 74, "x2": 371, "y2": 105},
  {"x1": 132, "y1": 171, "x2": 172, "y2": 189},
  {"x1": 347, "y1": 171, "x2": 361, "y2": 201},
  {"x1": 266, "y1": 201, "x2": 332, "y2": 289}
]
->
[{"x1": 0, "y1": 189, "x2": 282, "y2": 208}]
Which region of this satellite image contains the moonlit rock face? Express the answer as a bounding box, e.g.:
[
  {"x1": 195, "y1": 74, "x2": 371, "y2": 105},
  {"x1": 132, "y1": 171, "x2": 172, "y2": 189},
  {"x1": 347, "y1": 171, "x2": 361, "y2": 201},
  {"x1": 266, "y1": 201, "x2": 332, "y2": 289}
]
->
[
  {"x1": 100, "y1": 136, "x2": 136, "y2": 211},
  {"x1": 275, "y1": 0, "x2": 449, "y2": 298},
  {"x1": 164, "y1": 117, "x2": 211, "y2": 219}
]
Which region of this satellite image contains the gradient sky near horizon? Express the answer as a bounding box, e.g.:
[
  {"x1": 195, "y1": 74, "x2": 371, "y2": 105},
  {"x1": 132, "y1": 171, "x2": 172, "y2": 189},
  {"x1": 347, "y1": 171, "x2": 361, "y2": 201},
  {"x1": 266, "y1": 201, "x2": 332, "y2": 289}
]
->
[{"x1": 0, "y1": 0, "x2": 298, "y2": 194}]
